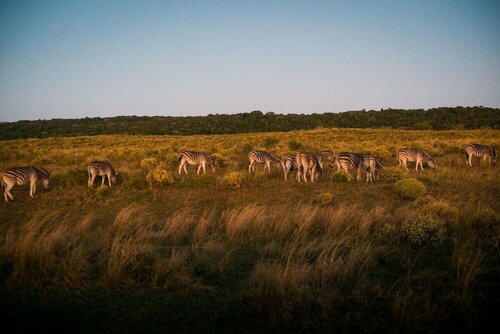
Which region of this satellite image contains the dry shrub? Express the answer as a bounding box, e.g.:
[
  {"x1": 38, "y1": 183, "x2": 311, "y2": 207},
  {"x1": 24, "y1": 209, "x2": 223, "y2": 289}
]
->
[
  {"x1": 316, "y1": 192, "x2": 333, "y2": 206},
  {"x1": 146, "y1": 169, "x2": 174, "y2": 187},
  {"x1": 331, "y1": 171, "x2": 352, "y2": 182},
  {"x1": 222, "y1": 171, "x2": 246, "y2": 189},
  {"x1": 140, "y1": 157, "x2": 158, "y2": 171},
  {"x1": 393, "y1": 178, "x2": 427, "y2": 200},
  {"x1": 378, "y1": 166, "x2": 405, "y2": 183},
  {"x1": 402, "y1": 213, "x2": 446, "y2": 246}
]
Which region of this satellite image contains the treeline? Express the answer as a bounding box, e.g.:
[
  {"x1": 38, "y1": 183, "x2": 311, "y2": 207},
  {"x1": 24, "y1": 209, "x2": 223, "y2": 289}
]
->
[{"x1": 0, "y1": 106, "x2": 498, "y2": 140}]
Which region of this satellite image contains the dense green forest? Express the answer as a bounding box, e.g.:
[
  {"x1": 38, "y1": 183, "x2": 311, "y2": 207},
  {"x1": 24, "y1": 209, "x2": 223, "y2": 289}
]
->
[{"x1": 0, "y1": 106, "x2": 498, "y2": 140}]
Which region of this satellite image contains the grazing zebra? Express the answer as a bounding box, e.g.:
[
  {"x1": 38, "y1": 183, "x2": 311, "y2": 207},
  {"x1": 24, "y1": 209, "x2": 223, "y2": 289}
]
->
[
  {"x1": 363, "y1": 155, "x2": 384, "y2": 183},
  {"x1": 178, "y1": 151, "x2": 215, "y2": 175},
  {"x1": 248, "y1": 150, "x2": 280, "y2": 173},
  {"x1": 1, "y1": 166, "x2": 50, "y2": 202},
  {"x1": 314, "y1": 150, "x2": 334, "y2": 169},
  {"x1": 330, "y1": 152, "x2": 365, "y2": 181},
  {"x1": 88, "y1": 161, "x2": 118, "y2": 187},
  {"x1": 296, "y1": 152, "x2": 323, "y2": 183},
  {"x1": 397, "y1": 148, "x2": 436, "y2": 171},
  {"x1": 465, "y1": 144, "x2": 496, "y2": 167},
  {"x1": 280, "y1": 154, "x2": 297, "y2": 180}
]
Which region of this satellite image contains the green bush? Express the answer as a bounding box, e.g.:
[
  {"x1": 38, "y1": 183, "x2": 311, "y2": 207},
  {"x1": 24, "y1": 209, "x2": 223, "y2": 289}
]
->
[
  {"x1": 140, "y1": 157, "x2": 158, "y2": 172},
  {"x1": 288, "y1": 140, "x2": 303, "y2": 151},
  {"x1": 379, "y1": 223, "x2": 398, "y2": 242},
  {"x1": 331, "y1": 171, "x2": 352, "y2": 182},
  {"x1": 263, "y1": 137, "x2": 279, "y2": 149},
  {"x1": 316, "y1": 192, "x2": 333, "y2": 206},
  {"x1": 423, "y1": 202, "x2": 459, "y2": 231},
  {"x1": 222, "y1": 172, "x2": 247, "y2": 189},
  {"x1": 378, "y1": 166, "x2": 405, "y2": 183},
  {"x1": 402, "y1": 213, "x2": 446, "y2": 246},
  {"x1": 393, "y1": 178, "x2": 427, "y2": 200},
  {"x1": 146, "y1": 169, "x2": 174, "y2": 187}
]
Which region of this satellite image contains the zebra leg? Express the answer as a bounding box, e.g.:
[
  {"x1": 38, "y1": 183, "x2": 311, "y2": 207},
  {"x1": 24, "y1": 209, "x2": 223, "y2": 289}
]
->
[
  {"x1": 310, "y1": 166, "x2": 316, "y2": 183},
  {"x1": 197, "y1": 164, "x2": 202, "y2": 175},
  {"x1": 357, "y1": 165, "x2": 362, "y2": 181},
  {"x1": 88, "y1": 173, "x2": 95, "y2": 188},
  {"x1": 101, "y1": 175, "x2": 106, "y2": 187},
  {"x1": 183, "y1": 164, "x2": 188, "y2": 174},
  {"x1": 108, "y1": 172, "x2": 112, "y2": 187},
  {"x1": 178, "y1": 161, "x2": 184, "y2": 175},
  {"x1": 201, "y1": 162, "x2": 206, "y2": 174},
  {"x1": 248, "y1": 160, "x2": 253, "y2": 173},
  {"x1": 403, "y1": 160, "x2": 409, "y2": 172},
  {"x1": 4, "y1": 183, "x2": 14, "y2": 202},
  {"x1": 30, "y1": 180, "x2": 36, "y2": 197}
]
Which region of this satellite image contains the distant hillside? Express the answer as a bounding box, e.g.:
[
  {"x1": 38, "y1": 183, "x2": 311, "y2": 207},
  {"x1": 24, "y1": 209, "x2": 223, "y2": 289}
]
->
[{"x1": 0, "y1": 106, "x2": 498, "y2": 140}]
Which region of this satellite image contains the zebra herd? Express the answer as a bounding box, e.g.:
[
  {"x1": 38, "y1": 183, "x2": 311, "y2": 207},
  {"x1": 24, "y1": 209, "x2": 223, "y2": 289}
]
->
[{"x1": 1, "y1": 143, "x2": 496, "y2": 202}]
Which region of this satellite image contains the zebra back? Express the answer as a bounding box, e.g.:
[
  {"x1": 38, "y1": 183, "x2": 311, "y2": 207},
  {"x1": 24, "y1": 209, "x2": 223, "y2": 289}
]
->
[
  {"x1": 88, "y1": 161, "x2": 116, "y2": 175},
  {"x1": 398, "y1": 148, "x2": 433, "y2": 162},
  {"x1": 335, "y1": 152, "x2": 364, "y2": 169},
  {"x1": 2, "y1": 166, "x2": 49, "y2": 184},
  {"x1": 281, "y1": 154, "x2": 297, "y2": 170},
  {"x1": 179, "y1": 151, "x2": 214, "y2": 165},
  {"x1": 248, "y1": 150, "x2": 280, "y2": 164}
]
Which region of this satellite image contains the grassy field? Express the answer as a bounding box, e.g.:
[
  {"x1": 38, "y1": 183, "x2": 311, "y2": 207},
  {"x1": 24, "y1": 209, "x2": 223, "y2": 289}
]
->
[{"x1": 0, "y1": 128, "x2": 499, "y2": 333}]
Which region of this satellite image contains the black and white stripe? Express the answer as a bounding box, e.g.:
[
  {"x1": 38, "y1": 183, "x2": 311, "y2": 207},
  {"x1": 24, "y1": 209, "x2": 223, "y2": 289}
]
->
[
  {"x1": 331, "y1": 152, "x2": 364, "y2": 181},
  {"x1": 178, "y1": 151, "x2": 215, "y2": 175},
  {"x1": 88, "y1": 161, "x2": 117, "y2": 187},
  {"x1": 397, "y1": 148, "x2": 435, "y2": 171},
  {"x1": 1, "y1": 166, "x2": 50, "y2": 202},
  {"x1": 280, "y1": 154, "x2": 297, "y2": 180},
  {"x1": 465, "y1": 143, "x2": 496, "y2": 167},
  {"x1": 363, "y1": 155, "x2": 384, "y2": 183},
  {"x1": 248, "y1": 150, "x2": 281, "y2": 173},
  {"x1": 296, "y1": 152, "x2": 323, "y2": 183}
]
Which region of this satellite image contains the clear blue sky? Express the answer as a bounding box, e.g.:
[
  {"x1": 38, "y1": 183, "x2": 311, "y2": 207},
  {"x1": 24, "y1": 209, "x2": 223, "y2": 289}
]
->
[{"x1": 0, "y1": 0, "x2": 499, "y2": 121}]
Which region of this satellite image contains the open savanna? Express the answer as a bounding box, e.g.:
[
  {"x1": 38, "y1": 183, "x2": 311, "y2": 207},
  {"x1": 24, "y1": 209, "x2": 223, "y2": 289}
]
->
[{"x1": 0, "y1": 128, "x2": 499, "y2": 333}]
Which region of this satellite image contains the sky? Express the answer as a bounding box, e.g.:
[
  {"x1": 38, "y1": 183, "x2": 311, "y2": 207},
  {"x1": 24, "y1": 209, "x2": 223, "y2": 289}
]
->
[{"x1": 0, "y1": 0, "x2": 499, "y2": 122}]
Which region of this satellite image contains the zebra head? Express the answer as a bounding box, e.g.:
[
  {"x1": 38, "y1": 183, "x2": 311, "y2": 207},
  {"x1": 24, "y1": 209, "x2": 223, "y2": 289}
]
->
[
  {"x1": 209, "y1": 156, "x2": 216, "y2": 173},
  {"x1": 427, "y1": 159, "x2": 436, "y2": 169},
  {"x1": 320, "y1": 150, "x2": 334, "y2": 161},
  {"x1": 111, "y1": 170, "x2": 118, "y2": 185},
  {"x1": 36, "y1": 167, "x2": 51, "y2": 189},
  {"x1": 314, "y1": 163, "x2": 323, "y2": 182}
]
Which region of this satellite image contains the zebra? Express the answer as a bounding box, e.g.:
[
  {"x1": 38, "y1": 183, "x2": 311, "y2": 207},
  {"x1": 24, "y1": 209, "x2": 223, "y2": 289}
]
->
[
  {"x1": 397, "y1": 148, "x2": 436, "y2": 171},
  {"x1": 248, "y1": 150, "x2": 280, "y2": 173},
  {"x1": 330, "y1": 152, "x2": 365, "y2": 181},
  {"x1": 296, "y1": 152, "x2": 323, "y2": 183},
  {"x1": 363, "y1": 155, "x2": 384, "y2": 183},
  {"x1": 1, "y1": 166, "x2": 50, "y2": 202},
  {"x1": 465, "y1": 144, "x2": 496, "y2": 167},
  {"x1": 280, "y1": 154, "x2": 298, "y2": 180},
  {"x1": 88, "y1": 161, "x2": 118, "y2": 187},
  {"x1": 314, "y1": 150, "x2": 334, "y2": 169},
  {"x1": 178, "y1": 151, "x2": 216, "y2": 175}
]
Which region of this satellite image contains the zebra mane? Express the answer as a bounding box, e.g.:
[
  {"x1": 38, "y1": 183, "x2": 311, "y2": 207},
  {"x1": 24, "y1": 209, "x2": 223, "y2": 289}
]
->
[
  {"x1": 421, "y1": 150, "x2": 433, "y2": 160},
  {"x1": 35, "y1": 166, "x2": 50, "y2": 178}
]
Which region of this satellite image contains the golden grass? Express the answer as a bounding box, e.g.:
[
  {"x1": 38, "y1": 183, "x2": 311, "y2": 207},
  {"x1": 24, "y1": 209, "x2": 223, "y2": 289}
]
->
[{"x1": 0, "y1": 127, "x2": 499, "y2": 332}]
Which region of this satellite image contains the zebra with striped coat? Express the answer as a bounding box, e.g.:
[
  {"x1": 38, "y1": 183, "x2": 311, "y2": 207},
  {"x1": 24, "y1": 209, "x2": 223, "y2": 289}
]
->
[
  {"x1": 465, "y1": 144, "x2": 496, "y2": 167},
  {"x1": 330, "y1": 152, "x2": 365, "y2": 181},
  {"x1": 1, "y1": 166, "x2": 50, "y2": 202},
  {"x1": 88, "y1": 161, "x2": 118, "y2": 187},
  {"x1": 397, "y1": 148, "x2": 436, "y2": 171},
  {"x1": 363, "y1": 155, "x2": 384, "y2": 183},
  {"x1": 280, "y1": 154, "x2": 298, "y2": 180},
  {"x1": 178, "y1": 151, "x2": 215, "y2": 175},
  {"x1": 248, "y1": 150, "x2": 281, "y2": 173},
  {"x1": 296, "y1": 152, "x2": 323, "y2": 183}
]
